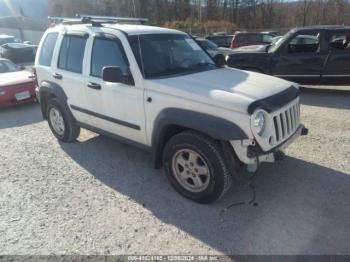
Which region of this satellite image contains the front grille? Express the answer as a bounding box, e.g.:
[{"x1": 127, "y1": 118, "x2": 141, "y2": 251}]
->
[{"x1": 273, "y1": 101, "x2": 300, "y2": 143}]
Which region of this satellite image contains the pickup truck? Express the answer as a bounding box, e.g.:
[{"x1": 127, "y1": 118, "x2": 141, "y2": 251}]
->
[{"x1": 226, "y1": 25, "x2": 350, "y2": 84}]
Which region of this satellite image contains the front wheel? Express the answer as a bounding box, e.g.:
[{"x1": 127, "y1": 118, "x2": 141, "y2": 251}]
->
[{"x1": 163, "y1": 131, "x2": 233, "y2": 204}]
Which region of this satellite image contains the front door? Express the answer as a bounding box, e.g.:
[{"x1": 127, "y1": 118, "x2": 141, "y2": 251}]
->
[
  {"x1": 322, "y1": 29, "x2": 350, "y2": 84},
  {"x1": 272, "y1": 30, "x2": 327, "y2": 83},
  {"x1": 83, "y1": 29, "x2": 146, "y2": 145}
]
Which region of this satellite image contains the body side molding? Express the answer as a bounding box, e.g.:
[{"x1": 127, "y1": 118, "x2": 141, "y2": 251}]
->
[{"x1": 71, "y1": 105, "x2": 141, "y2": 130}]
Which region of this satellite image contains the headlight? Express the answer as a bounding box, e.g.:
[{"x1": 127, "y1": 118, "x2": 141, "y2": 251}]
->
[{"x1": 253, "y1": 111, "x2": 266, "y2": 135}]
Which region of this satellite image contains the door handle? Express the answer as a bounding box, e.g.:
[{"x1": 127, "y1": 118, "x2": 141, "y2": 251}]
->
[
  {"x1": 87, "y1": 82, "x2": 101, "y2": 90},
  {"x1": 52, "y1": 73, "x2": 63, "y2": 80}
]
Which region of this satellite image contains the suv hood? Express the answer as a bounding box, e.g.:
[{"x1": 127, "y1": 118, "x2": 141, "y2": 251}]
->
[{"x1": 146, "y1": 67, "x2": 296, "y2": 114}]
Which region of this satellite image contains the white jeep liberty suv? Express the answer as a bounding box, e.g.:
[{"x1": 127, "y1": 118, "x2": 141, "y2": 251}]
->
[{"x1": 34, "y1": 16, "x2": 308, "y2": 203}]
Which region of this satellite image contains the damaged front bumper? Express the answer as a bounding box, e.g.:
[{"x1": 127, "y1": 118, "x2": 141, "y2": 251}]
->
[{"x1": 231, "y1": 125, "x2": 308, "y2": 172}]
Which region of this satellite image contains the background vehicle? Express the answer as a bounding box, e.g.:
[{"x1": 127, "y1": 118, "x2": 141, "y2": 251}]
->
[
  {"x1": 230, "y1": 32, "x2": 274, "y2": 49},
  {"x1": 229, "y1": 35, "x2": 318, "y2": 54},
  {"x1": 0, "y1": 34, "x2": 20, "y2": 45},
  {"x1": 0, "y1": 43, "x2": 37, "y2": 64},
  {"x1": 206, "y1": 34, "x2": 233, "y2": 48},
  {"x1": 261, "y1": 31, "x2": 281, "y2": 37},
  {"x1": 226, "y1": 25, "x2": 350, "y2": 84},
  {"x1": 194, "y1": 37, "x2": 235, "y2": 64},
  {"x1": 35, "y1": 16, "x2": 307, "y2": 204},
  {"x1": 0, "y1": 58, "x2": 36, "y2": 107}
]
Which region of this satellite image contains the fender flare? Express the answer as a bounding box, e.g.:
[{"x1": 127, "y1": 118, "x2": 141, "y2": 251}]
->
[
  {"x1": 152, "y1": 108, "x2": 248, "y2": 168},
  {"x1": 38, "y1": 81, "x2": 69, "y2": 119}
]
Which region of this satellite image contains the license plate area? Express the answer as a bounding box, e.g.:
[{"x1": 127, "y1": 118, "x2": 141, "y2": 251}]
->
[{"x1": 15, "y1": 91, "x2": 31, "y2": 101}]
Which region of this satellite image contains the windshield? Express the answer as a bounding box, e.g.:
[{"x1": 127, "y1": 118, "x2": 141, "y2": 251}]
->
[
  {"x1": 0, "y1": 60, "x2": 21, "y2": 73},
  {"x1": 129, "y1": 34, "x2": 218, "y2": 79}
]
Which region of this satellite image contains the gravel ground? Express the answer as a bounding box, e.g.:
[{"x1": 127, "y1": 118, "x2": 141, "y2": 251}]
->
[{"x1": 0, "y1": 88, "x2": 349, "y2": 255}]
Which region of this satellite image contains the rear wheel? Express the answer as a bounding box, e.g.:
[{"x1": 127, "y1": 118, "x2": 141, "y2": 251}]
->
[
  {"x1": 47, "y1": 98, "x2": 80, "y2": 142},
  {"x1": 163, "y1": 131, "x2": 233, "y2": 204}
]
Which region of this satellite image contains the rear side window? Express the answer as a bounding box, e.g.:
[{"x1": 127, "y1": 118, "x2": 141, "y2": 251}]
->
[
  {"x1": 58, "y1": 35, "x2": 87, "y2": 73},
  {"x1": 235, "y1": 34, "x2": 245, "y2": 43},
  {"x1": 91, "y1": 38, "x2": 128, "y2": 77},
  {"x1": 39, "y1": 32, "x2": 58, "y2": 66}
]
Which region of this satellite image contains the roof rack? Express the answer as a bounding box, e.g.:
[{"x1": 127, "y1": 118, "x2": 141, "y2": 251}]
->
[{"x1": 48, "y1": 15, "x2": 149, "y2": 26}]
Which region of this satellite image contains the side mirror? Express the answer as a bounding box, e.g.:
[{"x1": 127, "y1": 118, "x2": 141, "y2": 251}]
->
[
  {"x1": 214, "y1": 54, "x2": 226, "y2": 66},
  {"x1": 102, "y1": 66, "x2": 123, "y2": 83}
]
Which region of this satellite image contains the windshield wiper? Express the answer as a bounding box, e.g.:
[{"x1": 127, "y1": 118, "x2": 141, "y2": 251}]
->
[
  {"x1": 187, "y1": 62, "x2": 216, "y2": 70},
  {"x1": 148, "y1": 63, "x2": 216, "y2": 78}
]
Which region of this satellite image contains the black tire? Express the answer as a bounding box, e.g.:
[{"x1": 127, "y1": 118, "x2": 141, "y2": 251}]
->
[
  {"x1": 46, "y1": 98, "x2": 80, "y2": 143},
  {"x1": 163, "y1": 131, "x2": 233, "y2": 204}
]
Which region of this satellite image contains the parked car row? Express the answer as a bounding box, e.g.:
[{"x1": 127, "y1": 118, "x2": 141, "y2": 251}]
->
[
  {"x1": 0, "y1": 34, "x2": 37, "y2": 64},
  {"x1": 0, "y1": 58, "x2": 36, "y2": 107},
  {"x1": 206, "y1": 31, "x2": 279, "y2": 49},
  {"x1": 226, "y1": 25, "x2": 350, "y2": 84},
  {"x1": 0, "y1": 34, "x2": 38, "y2": 107}
]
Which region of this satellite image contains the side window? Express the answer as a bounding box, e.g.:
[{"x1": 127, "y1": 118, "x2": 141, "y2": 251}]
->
[
  {"x1": 287, "y1": 32, "x2": 320, "y2": 53},
  {"x1": 91, "y1": 38, "x2": 128, "y2": 78},
  {"x1": 235, "y1": 34, "x2": 244, "y2": 44},
  {"x1": 248, "y1": 34, "x2": 262, "y2": 42},
  {"x1": 58, "y1": 35, "x2": 87, "y2": 73},
  {"x1": 38, "y1": 32, "x2": 58, "y2": 66},
  {"x1": 328, "y1": 31, "x2": 350, "y2": 51}
]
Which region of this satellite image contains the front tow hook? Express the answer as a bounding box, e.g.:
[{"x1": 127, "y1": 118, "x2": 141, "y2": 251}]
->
[{"x1": 301, "y1": 127, "x2": 309, "y2": 136}]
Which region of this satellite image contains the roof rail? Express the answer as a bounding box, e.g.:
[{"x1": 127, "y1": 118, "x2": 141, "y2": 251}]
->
[
  {"x1": 77, "y1": 14, "x2": 149, "y2": 24},
  {"x1": 48, "y1": 15, "x2": 149, "y2": 26},
  {"x1": 48, "y1": 16, "x2": 83, "y2": 25}
]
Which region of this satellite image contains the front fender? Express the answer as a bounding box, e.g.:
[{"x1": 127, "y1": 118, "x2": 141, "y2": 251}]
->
[
  {"x1": 38, "y1": 81, "x2": 68, "y2": 119},
  {"x1": 152, "y1": 108, "x2": 248, "y2": 168}
]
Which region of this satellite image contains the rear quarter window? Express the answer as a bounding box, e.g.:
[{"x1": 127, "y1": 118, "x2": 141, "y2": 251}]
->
[{"x1": 38, "y1": 32, "x2": 58, "y2": 66}]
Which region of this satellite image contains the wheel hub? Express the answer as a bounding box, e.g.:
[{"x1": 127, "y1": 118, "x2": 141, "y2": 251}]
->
[
  {"x1": 172, "y1": 149, "x2": 210, "y2": 193},
  {"x1": 49, "y1": 107, "x2": 65, "y2": 136}
]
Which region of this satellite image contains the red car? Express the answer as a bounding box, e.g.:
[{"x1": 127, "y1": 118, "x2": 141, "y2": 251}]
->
[{"x1": 0, "y1": 58, "x2": 36, "y2": 107}]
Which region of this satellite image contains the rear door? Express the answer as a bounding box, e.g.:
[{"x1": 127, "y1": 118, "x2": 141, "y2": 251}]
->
[
  {"x1": 271, "y1": 30, "x2": 327, "y2": 83},
  {"x1": 322, "y1": 29, "x2": 350, "y2": 83},
  {"x1": 54, "y1": 31, "x2": 90, "y2": 124}
]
